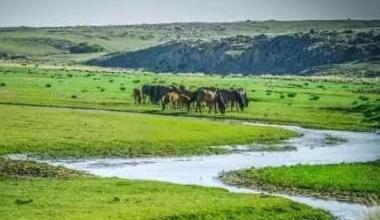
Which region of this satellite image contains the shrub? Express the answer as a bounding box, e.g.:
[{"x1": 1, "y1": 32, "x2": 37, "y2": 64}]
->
[
  {"x1": 309, "y1": 94, "x2": 320, "y2": 101},
  {"x1": 287, "y1": 92, "x2": 297, "y2": 98},
  {"x1": 317, "y1": 85, "x2": 326, "y2": 89},
  {"x1": 69, "y1": 42, "x2": 104, "y2": 54},
  {"x1": 109, "y1": 79, "x2": 114, "y2": 83},
  {"x1": 67, "y1": 73, "x2": 73, "y2": 78},
  {"x1": 359, "y1": 96, "x2": 369, "y2": 101},
  {"x1": 120, "y1": 87, "x2": 126, "y2": 91},
  {"x1": 280, "y1": 94, "x2": 285, "y2": 99},
  {"x1": 132, "y1": 80, "x2": 141, "y2": 84},
  {"x1": 71, "y1": 95, "x2": 77, "y2": 99},
  {"x1": 0, "y1": 82, "x2": 6, "y2": 87},
  {"x1": 45, "y1": 83, "x2": 51, "y2": 88},
  {"x1": 100, "y1": 88, "x2": 105, "y2": 92}
]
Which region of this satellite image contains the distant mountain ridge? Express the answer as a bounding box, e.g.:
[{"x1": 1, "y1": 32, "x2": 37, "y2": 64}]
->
[{"x1": 89, "y1": 30, "x2": 380, "y2": 74}]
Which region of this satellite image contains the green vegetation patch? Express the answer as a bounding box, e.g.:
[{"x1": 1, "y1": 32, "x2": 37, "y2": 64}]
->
[
  {"x1": 0, "y1": 159, "x2": 332, "y2": 220},
  {"x1": 0, "y1": 105, "x2": 296, "y2": 158},
  {"x1": 221, "y1": 161, "x2": 380, "y2": 205},
  {"x1": 0, "y1": 158, "x2": 83, "y2": 178}
]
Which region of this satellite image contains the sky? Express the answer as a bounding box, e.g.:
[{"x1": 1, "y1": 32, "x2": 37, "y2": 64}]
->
[{"x1": 0, "y1": 0, "x2": 379, "y2": 27}]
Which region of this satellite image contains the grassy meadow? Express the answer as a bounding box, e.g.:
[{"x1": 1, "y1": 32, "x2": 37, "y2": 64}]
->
[
  {"x1": 0, "y1": 158, "x2": 333, "y2": 220},
  {"x1": 0, "y1": 65, "x2": 379, "y2": 131},
  {"x1": 221, "y1": 161, "x2": 380, "y2": 205},
  {"x1": 0, "y1": 104, "x2": 296, "y2": 158}
]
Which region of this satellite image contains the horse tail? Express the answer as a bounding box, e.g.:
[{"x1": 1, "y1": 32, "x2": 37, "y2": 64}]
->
[
  {"x1": 235, "y1": 90, "x2": 245, "y2": 111},
  {"x1": 161, "y1": 94, "x2": 168, "y2": 111}
]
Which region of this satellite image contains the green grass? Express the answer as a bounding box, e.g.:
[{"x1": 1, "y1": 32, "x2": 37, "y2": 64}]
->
[
  {"x1": 0, "y1": 158, "x2": 333, "y2": 220},
  {"x1": 0, "y1": 65, "x2": 379, "y2": 131},
  {"x1": 221, "y1": 161, "x2": 380, "y2": 205},
  {"x1": 0, "y1": 104, "x2": 296, "y2": 158}
]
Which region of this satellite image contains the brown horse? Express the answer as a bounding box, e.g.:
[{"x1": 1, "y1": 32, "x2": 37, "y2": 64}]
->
[
  {"x1": 162, "y1": 92, "x2": 179, "y2": 111},
  {"x1": 133, "y1": 88, "x2": 142, "y2": 105},
  {"x1": 178, "y1": 93, "x2": 191, "y2": 109},
  {"x1": 195, "y1": 88, "x2": 226, "y2": 114}
]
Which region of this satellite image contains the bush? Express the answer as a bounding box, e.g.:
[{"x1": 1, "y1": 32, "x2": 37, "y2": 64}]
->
[
  {"x1": 45, "y1": 83, "x2": 51, "y2": 88},
  {"x1": 309, "y1": 94, "x2": 320, "y2": 101},
  {"x1": 280, "y1": 94, "x2": 285, "y2": 99},
  {"x1": 100, "y1": 88, "x2": 105, "y2": 92},
  {"x1": 0, "y1": 82, "x2": 6, "y2": 87},
  {"x1": 359, "y1": 96, "x2": 369, "y2": 101},
  {"x1": 287, "y1": 92, "x2": 297, "y2": 98},
  {"x1": 132, "y1": 80, "x2": 141, "y2": 84},
  {"x1": 69, "y1": 42, "x2": 104, "y2": 54},
  {"x1": 120, "y1": 87, "x2": 126, "y2": 91},
  {"x1": 109, "y1": 79, "x2": 114, "y2": 83},
  {"x1": 71, "y1": 95, "x2": 77, "y2": 99},
  {"x1": 316, "y1": 85, "x2": 326, "y2": 89}
]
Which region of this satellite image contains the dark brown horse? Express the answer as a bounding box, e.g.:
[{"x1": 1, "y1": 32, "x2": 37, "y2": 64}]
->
[{"x1": 219, "y1": 88, "x2": 246, "y2": 111}]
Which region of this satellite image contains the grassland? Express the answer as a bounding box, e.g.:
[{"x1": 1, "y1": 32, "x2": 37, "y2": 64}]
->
[
  {"x1": 0, "y1": 158, "x2": 333, "y2": 220},
  {"x1": 0, "y1": 104, "x2": 296, "y2": 158},
  {"x1": 0, "y1": 65, "x2": 379, "y2": 131},
  {"x1": 221, "y1": 161, "x2": 380, "y2": 205}
]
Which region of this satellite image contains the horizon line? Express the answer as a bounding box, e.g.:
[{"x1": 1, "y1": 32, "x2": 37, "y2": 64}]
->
[{"x1": 1, "y1": 18, "x2": 379, "y2": 29}]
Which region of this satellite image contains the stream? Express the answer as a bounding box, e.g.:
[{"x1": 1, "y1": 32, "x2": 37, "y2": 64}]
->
[{"x1": 43, "y1": 123, "x2": 380, "y2": 220}]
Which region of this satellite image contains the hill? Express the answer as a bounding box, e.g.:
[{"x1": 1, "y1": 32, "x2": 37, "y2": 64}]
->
[
  {"x1": 1, "y1": 20, "x2": 380, "y2": 75},
  {"x1": 89, "y1": 30, "x2": 380, "y2": 74}
]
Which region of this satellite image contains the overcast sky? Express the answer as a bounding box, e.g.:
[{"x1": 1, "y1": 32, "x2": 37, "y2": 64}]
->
[{"x1": 0, "y1": 0, "x2": 379, "y2": 27}]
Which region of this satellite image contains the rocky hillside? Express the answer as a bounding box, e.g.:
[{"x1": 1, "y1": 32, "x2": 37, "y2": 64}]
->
[{"x1": 90, "y1": 30, "x2": 380, "y2": 74}]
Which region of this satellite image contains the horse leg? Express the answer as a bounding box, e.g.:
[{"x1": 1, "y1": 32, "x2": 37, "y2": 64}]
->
[{"x1": 162, "y1": 102, "x2": 166, "y2": 111}]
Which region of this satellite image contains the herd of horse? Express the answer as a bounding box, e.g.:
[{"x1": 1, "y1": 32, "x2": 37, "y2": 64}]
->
[{"x1": 133, "y1": 85, "x2": 249, "y2": 114}]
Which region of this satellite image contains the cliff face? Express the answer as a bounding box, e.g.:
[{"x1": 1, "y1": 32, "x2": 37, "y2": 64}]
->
[{"x1": 89, "y1": 30, "x2": 380, "y2": 74}]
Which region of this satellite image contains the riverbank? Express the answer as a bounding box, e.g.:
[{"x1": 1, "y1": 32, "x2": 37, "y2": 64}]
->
[{"x1": 221, "y1": 161, "x2": 380, "y2": 205}]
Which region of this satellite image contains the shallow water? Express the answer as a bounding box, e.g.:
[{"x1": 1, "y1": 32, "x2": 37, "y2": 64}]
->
[{"x1": 45, "y1": 123, "x2": 380, "y2": 220}]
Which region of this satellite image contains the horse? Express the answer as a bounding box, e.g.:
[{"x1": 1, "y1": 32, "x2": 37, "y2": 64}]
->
[
  {"x1": 219, "y1": 89, "x2": 246, "y2": 111},
  {"x1": 195, "y1": 88, "x2": 226, "y2": 114},
  {"x1": 178, "y1": 93, "x2": 191, "y2": 110},
  {"x1": 133, "y1": 88, "x2": 142, "y2": 105},
  {"x1": 162, "y1": 92, "x2": 180, "y2": 111},
  {"x1": 142, "y1": 85, "x2": 178, "y2": 105},
  {"x1": 141, "y1": 84, "x2": 153, "y2": 104}
]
